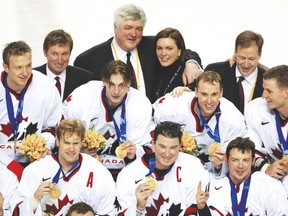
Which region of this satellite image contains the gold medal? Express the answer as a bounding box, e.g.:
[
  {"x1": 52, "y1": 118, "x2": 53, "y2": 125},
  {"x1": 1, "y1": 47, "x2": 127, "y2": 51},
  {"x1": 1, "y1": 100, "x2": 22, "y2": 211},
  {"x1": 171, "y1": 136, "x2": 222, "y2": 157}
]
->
[
  {"x1": 14, "y1": 138, "x2": 17, "y2": 153},
  {"x1": 115, "y1": 144, "x2": 127, "y2": 159},
  {"x1": 49, "y1": 184, "x2": 61, "y2": 199},
  {"x1": 208, "y1": 141, "x2": 221, "y2": 155},
  {"x1": 146, "y1": 176, "x2": 158, "y2": 191},
  {"x1": 282, "y1": 155, "x2": 288, "y2": 167}
]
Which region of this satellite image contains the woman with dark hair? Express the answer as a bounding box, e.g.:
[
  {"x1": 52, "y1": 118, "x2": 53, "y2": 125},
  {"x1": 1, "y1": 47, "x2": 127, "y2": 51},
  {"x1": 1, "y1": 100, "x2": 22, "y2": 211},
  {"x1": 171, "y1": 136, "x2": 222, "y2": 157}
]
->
[{"x1": 151, "y1": 28, "x2": 197, "y2": 103}]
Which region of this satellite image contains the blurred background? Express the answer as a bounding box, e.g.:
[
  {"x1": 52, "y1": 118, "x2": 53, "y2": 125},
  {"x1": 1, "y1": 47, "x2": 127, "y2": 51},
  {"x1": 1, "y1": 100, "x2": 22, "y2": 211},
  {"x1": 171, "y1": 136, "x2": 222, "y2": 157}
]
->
[{"x1": 0, "y1": 0, "x2": 287, "y2": 70}]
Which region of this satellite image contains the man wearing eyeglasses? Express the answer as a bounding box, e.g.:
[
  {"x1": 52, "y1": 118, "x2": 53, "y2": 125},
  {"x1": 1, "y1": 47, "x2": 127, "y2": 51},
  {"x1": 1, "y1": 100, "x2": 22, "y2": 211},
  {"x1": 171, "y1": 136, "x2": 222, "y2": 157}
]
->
[{"x1": 205, "y1": 30, "x2": 267, "y2": 114}]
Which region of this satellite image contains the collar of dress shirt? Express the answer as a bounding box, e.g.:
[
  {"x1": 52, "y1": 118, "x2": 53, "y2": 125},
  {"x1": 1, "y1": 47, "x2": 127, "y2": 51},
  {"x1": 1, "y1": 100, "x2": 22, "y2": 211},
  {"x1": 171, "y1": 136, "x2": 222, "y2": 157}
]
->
[
  {"x1": 112, "y1": 38, "x2": 137, "y2": 62},
  {"x1": 46, "y1": 65, "x2": 67, "y2": 82},
  {"x1": 235, "y1": 66, "x2": 258, "y2": 85}
]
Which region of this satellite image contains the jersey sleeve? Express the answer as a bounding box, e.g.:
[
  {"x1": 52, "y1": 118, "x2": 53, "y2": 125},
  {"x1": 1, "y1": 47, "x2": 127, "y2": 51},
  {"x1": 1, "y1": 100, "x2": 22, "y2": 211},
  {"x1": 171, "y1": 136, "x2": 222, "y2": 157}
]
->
[
  {"x1": 10, "y1": 165, "x2": 41, "y2": 215},
  {"x1": 41, "y1": 85, "x2": 62, "y2": 150},
  {"x1": 116, "y1": 166, "x2": 142, "y2": 215},
  {"x1": 1, "y1": 165, "x2": 19, "y2": 215},
  {"x1": 153, "y1": 92, "x2": 192, "y2": 125}
]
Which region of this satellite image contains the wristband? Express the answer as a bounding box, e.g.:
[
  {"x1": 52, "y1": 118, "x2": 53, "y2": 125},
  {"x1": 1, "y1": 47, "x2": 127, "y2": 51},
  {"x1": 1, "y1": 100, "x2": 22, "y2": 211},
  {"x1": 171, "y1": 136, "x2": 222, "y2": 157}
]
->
[
  {"x1": 253, "y1": 157, "x2": 268, "y2": 172},
  {"x1": 136, "y1": 209, "x2": 144, "y2": 216}
]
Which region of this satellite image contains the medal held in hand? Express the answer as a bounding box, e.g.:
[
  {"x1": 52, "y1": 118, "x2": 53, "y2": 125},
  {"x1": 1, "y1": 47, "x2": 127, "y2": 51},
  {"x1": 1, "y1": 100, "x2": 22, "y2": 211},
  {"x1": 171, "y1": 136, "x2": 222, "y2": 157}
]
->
[
  {"x1": 282, "y1": 155, "x2": 288, "y2": 167},
  {"x1": 208, "y1": 141, "x2": 221, "y2": 155},
  {"x1": 115, "y1": 144, "x2": 127, "y2": 159},
  {"x1": 49, "y1": 184, "x2": 61, "y2": 199},
  {"x1": 146, "y1": 176, "x2": 158, "y2": 191}
]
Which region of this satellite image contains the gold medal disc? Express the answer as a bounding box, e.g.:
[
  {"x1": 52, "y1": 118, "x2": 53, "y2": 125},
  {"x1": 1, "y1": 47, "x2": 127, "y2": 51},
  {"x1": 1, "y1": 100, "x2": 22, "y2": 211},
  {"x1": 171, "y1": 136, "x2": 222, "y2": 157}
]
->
[
  {"x1": 282, "y1": 155, "x2": 288, "y2": 167},
  {"x1": 115, "y1": 145, "x2": 127, "y2": 159},
  {"x1": 146, "y1": 176, "x2": 158, "y2": 191},
  {"x1": 49, "y1": 184, "x2": 61, "y2": 199},
  {"x1": 208, "y1": 141, "x2": 221, "y2": 155}
]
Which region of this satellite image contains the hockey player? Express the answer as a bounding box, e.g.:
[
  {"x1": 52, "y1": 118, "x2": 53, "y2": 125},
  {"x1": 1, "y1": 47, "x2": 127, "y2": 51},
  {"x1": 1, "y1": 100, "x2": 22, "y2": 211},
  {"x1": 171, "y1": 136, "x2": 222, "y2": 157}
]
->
[
  {"x1": 245, "y1": 64, "x2": 288, "y2": 194},
  {"x1": 197, "y1": 137, "x2": 288, "y2": 215},
  {"x1": 0, "y1": 41, "x2": 61, "y2": 180},
  {"x1": 10, "y1": 119, "x2": 116, "y2": 216},
  {"x1": 62, "y1": 60, "x2": 154, "y2": 180},
  {"x1": 116, "y1": 121, "x2": 210, "y2": 216},
  {"x1": 153, "y1": 71, "x2": 248, "y2": 175},
  {"x1": 67, "y1": 202, "x2": 95, "y2": 216},
  {"x1": 0, "y1": 163, "x2": 18, "y2": 216}
]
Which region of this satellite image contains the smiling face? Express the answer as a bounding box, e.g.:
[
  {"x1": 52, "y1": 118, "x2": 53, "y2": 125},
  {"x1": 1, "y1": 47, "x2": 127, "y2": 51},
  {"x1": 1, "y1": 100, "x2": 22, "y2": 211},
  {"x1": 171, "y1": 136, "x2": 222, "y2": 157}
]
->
[
  {"x1": 114, "y1": 18, "x2": 144, "y2": 52},
  {"x1": 3, "y1": 52, "x2": 32, "y2": 93},
  {"x1": 152, "y1": 134, "x2": 181, "y2": 170},
  {"x1": 57, "y1": 132, "x2": 82, "y2": 171},
  {"x1": 227, "y1": 148, "x2": 255, "y2": 185},
  {"x1": 234, "y1": 42, "x2": 261, "y2": 77},
  {"x1": 156, "y1": 37, "x2": 181, "y2": 67},
  {"x1": 262, "y1": 78, "x2": 288, "y2": 113},
  {"x1": 195, "y1": 79, "x2": 223, "y2": 119},
  {"x1": 44, "y1": 43, "x2": 71, "y2": 75}
]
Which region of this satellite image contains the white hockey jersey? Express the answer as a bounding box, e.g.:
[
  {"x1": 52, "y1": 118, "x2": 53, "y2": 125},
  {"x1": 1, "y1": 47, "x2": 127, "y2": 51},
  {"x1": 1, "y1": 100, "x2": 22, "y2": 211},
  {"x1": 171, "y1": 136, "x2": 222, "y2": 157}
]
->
[
  {"x1": 153, "y1": 92, "x2": 247, "y2": 171},
  {"x1": 0, "y1": 71, "x2": 61, "y2": 163},
  {"x1": 0, "y1": 163, "x2": 19, "y2": 215},
  {"x1": 245, "y1": 97, "x2": 287, "y2": 162},
  {"x1": 10, "y1": 153, "x2": 116, "y2": 216},
  {"x1": 245, "y1": 97, "x2": 288, "y2": 195},
  {"x1": 62, "y1": 81, "x2": 154, "y2": 173},
  {"x1": 207, "y1": 172, "x2": 288, "y2": 215},
  {"x1": 117, "y1": 152, "x2": 209, "y2": 216}
]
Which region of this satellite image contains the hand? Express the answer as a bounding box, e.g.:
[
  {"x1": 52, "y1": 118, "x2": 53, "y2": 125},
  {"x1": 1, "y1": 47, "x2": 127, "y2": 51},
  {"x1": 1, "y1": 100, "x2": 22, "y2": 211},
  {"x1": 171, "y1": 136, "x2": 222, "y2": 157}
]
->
[
  {"x1": 34, "y1": 181, "x2": 53, "y2": 201},
  {"x1": 209, "y1": 150, "x2": 226, "y2": 171},
  {"x1": 228, "y1": 55, "x2": 235, "y2": 67},
  {"x1": 122, "y1": 140, "x2": 137, "y2": 159},
  {"x1": 0, "y1": 192, "x2": 3, "y2": 216},
  {"x1": 182, "y1": 62, "x2": 201, "y2": 85},
  {"x1": 170, "y1": 86, "x2": 191, "y2": 97},
  {"x1": 40, "y1": 148, "x2": 52, "y2": 159},
  {"x1": 81, "y1": 146, "x2": 98, "y2": 157},
  {"x1": 265, "y1": 160, "x2": 287, "y2": 180},
  {"x1": 135, "y1": 182, "x2": 154, "y2": 211},
  {"x1": 196, "y1": 181, "x2": 209, "y2": 210}
]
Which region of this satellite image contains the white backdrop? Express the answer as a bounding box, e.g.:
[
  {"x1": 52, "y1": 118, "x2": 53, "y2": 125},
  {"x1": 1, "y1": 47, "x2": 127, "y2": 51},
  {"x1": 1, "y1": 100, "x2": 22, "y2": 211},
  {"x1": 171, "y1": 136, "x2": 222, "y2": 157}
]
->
[{"x1": 0, "y1": 0, "x2": 287, "y2": 70}]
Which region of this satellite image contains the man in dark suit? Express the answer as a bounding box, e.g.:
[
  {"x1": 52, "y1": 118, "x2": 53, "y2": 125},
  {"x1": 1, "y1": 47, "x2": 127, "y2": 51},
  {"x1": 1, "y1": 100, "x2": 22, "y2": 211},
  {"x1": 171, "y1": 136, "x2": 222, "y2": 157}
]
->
[
  {"x1": 205, "y1": 30, "x2": 267, "y2": 113},
  {"x1": 34, "y1": 29, "x2": 94, "y2": 102},
  {"x1": 74, "y1": 4, "x2": 202, "y2": 102}
]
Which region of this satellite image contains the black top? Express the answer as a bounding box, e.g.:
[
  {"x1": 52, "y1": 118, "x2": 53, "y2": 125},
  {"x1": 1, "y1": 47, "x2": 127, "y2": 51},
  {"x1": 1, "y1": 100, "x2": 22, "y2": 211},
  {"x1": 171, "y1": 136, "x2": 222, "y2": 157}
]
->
[{"x1": 151, "y1": 59, "x2": 185, "y2": 103}]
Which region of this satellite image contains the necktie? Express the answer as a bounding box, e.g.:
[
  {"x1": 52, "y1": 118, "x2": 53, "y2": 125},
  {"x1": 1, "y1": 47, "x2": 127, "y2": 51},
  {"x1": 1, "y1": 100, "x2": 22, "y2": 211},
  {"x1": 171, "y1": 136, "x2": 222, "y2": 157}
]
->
[
  {"x1": 55, "y1": 76, "x2": 61, "y2": 96},
  {"x1": 126, "y1": 52, "x2": 137, "y2": 88},
  {"x1": 237, "y1": 76, "x2": 245, "y2": 114}
]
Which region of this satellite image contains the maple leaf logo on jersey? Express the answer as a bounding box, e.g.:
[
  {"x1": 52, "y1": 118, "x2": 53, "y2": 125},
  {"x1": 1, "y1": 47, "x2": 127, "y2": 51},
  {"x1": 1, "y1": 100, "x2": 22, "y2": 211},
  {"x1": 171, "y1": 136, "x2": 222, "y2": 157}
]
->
[
  {"x1": 271, "y1": 143, "x2": 284, "y2": 160},
  {"x1": 1, "y1": 116, "x2": 28, "y2": 137},
  {"x1": 45, "y1": 195, "x2": 74, "y2": 215},
  {"x1": 146, "y1": 193, "x2": 169, "y2": 215},
  {"x1": 1, "y1": 116, "x2": 38, "y2": 140},
  {"x1": 159, "y1": 97, "x2": 166, "y2": 104},
  {"x1": 146, "y1": 193, "x2": 184, "y2": 215},
  {"x1": 103, "y1": 130, "x2": 116, "y2": 140},
  {"x1": 65, "y1": 95, "x2": 72, "y2": 103},
  {"x1": 167, "y1": 203, "x2": 183, "y2": 215}
]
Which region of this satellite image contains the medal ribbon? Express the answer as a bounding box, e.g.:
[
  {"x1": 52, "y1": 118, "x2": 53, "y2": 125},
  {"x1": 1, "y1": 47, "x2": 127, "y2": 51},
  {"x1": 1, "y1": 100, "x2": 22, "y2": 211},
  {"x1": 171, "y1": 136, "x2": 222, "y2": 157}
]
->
[
  {"x1": 198, "y1": 99, "x2": 221, "y2": 143},
  {"x1": 52, "y1": 152, "x2": 81, "y2": 184},
  {"x1": 103, "y1": 87, "x2": 127, "y2": 143},
  {"x1": 145, "y1": 154, "x2": 174, "y2": 180},
  {"x1": 4, "y1": 72, "x2": 28, "y2": 141},
  {"x1": 229, "y1": 175, "x2": 251, "y2": 216},
  {"x1": 275, "y1": 110, "x2": 288, "y2": 154}
]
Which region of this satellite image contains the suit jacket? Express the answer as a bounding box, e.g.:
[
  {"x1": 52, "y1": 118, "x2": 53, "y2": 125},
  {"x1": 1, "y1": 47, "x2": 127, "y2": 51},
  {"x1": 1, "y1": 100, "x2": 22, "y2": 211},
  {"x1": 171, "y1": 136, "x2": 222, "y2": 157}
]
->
[
  {"x1": 205, "y1": 61, "x2": 265, "y2": 112},
  {"x1": 34, "y1": 64, "x2": 95, "y2": 102},
  {"x1": 74, "y1": 36, "x2": 201, "y2": 101}
]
